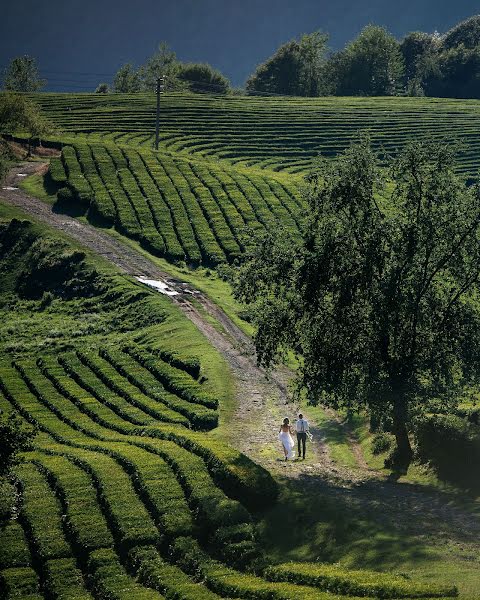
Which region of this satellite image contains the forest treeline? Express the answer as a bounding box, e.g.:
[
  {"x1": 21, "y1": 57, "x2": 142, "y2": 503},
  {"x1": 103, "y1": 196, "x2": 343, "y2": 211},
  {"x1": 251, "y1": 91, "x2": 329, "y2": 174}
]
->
[
  {"x1": 3, "y1": 14, "x2": 480, "y2": 99},
  {"x1": 247, "y1": 15, "x2": 480, "y2": 98}
]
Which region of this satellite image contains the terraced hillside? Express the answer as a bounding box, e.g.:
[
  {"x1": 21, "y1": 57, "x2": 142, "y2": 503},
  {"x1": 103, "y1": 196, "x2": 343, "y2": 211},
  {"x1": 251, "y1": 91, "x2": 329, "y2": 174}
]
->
[
  {"x1": 49, "y1": 142, "x2": 302, "y2": 265},
  {"x1": 32, "y1": 92, "x2": 480, "y2": 178},
  {"x1": 0, "y1": 206, "x2": 459, "y2": 599}
]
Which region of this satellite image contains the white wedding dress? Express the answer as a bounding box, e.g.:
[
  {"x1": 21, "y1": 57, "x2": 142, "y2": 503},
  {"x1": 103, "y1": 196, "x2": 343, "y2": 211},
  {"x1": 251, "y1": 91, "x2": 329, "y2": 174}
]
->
[{"x1": 278, "y1": 430, "x2": 295, "y2": 459}]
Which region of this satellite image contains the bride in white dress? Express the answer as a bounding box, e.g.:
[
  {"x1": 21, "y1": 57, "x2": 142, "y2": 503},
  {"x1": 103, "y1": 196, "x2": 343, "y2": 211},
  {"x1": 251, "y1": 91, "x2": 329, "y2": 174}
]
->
[{"x1": 278, "y1": 417, "x2": 295, "y2": 461}]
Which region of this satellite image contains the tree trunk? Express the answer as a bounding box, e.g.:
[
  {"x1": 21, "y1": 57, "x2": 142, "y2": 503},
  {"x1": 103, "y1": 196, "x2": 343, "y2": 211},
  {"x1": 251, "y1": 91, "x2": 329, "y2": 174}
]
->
[{"x1": 389, "y1": 397, "x2": 413, "y2": 474}]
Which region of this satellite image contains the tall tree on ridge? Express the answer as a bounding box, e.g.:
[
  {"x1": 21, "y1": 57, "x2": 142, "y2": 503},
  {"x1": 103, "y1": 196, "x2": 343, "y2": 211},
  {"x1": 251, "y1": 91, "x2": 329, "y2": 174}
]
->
[
  {"x1": 139, "y1": 42, "x2": 182, "y2": 91},
  {"x1": 2, "y1": 56, "x2": 45, "y2": 92},
  {"x1": 329, "y1": 25, "x2": 405, "y2": 96},
  {"x1": 246, "y1": 31, "x2": 330, "y2": 97},
  {"x1": 113, "y1": 63, "x2": 141, "y2": 93},
  {"x1": 400, "y1": 31, "x2": 437, "y2": 89}
]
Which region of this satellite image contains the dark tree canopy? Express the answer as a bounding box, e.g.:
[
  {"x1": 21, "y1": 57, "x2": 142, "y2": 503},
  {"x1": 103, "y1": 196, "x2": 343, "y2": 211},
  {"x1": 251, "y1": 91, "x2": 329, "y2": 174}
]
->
[
  {"x1": 442, "y1": 15, "x2": 480, "y2": 50},
  {"x1": 422, "y1": 44, "x2": 480, "y2": 99},
  {"x1": 329, "y1": 25, "x2": 405, "y2": 96},
  {"x1": 235, "y1": 138, "x2": 480, "y2": 472},
  {"x1": 95, "y1": 82, "x2": 110, "y2": 93},
  {"x1": 400, "y1": 31, "x2": 437, "y2": 83},
  {"x1": 112, "y1": 42, "x2": 230, "y2": 95},
  {"x1": 138, "y1": 41, "x2": 182, "y2": 91},
  {"x1": 113, "y1": 63, "x2": 142, "y2": 93},
  {"x1": 246, "y1": 31, "x2": 329, "y2": 97}
]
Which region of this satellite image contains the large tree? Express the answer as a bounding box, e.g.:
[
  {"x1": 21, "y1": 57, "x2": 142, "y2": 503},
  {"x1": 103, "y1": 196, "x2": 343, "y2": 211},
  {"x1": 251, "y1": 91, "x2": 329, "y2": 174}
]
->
[
  {"x1": 246, "y1": 31, "x2": 330, "y2": 97},
  {"x1": 2, "y1": 56, "x2": 45, "y2": 92},
  {"x1": 235, "y1": 138, "x2": 480, "y2": 473},
  {"x1": 421, "y1": 43, "x2": 480, "y2": 99},
  {"x1": 329, "y1": 25, "x2": 404, "y2": 96}
]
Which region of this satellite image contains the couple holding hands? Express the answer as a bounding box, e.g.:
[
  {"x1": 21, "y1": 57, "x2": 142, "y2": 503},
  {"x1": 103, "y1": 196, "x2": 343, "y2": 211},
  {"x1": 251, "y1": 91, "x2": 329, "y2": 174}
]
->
[{"x1": 278, "y1": 413, "x2": 311, "y2": 461}]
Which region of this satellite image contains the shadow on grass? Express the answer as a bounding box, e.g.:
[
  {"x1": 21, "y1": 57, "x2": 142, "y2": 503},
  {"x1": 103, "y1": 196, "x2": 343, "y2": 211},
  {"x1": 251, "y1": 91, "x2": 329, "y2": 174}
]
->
[{"x1": 256, "y1": 472, "x2": 480, "y2": 571}]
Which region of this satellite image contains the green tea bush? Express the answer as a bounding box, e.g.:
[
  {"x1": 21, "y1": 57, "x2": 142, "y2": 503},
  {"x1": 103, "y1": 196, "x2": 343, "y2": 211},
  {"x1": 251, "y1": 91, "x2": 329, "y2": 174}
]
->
[
  {"x1": 129, "y1": 545, "x2": 223, "y2": 600},
  {"x1": 0, "y1": 520, "x2": 31, "y2": 569},
  {"x1": 16, "y1": 462, "x2": 73, "y2": 561},
  {"x1": 170, "y1": 537, "x2": 347, "y2": 600},
  {"x1": 100, "y1": 348, "x2": 218, "y2": 429},
  {"x1": 43, "y1": 557, "x2": 93, "y2": 599},
  {"x1": 34, "y1": 453, "x2": 114, "y2": 555},
  {"x1": 125, "y1": 346, "x2": 218, "y2": 409},
  {"x1": 151, "y1": 349, "x2": 201, "y2": 379},
  {"x1": 0, "y1": 566, "x2": 43, "y2": 599},
  {"x1": 156, "y1": 427, "x2": 278, "y2": 510},
  {"x1": 88, "y1": 547, "x2": 161, "y2": 600},
  {"x1": 264, "y1": 562, "x2": 457, "y2": 598}
]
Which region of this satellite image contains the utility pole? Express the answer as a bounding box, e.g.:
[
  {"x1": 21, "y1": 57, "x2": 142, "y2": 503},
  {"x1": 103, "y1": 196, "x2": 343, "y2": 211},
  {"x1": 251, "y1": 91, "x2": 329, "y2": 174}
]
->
[{"x1": 155, "y1": 76, "x2": 165, "y2": 151}]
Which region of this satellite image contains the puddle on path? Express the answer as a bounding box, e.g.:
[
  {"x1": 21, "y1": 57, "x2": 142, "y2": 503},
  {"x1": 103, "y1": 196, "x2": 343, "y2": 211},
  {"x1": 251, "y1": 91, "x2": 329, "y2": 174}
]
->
[{"x1": 136, "y1": 276, "x2": 179, "y2": 296}]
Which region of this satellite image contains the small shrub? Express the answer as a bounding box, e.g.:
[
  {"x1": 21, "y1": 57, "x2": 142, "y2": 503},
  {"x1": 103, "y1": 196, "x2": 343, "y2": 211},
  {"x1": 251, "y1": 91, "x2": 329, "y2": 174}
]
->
[
  {"x1": 372, "y1": 432, "x2": 393, "y2": 455},
  {"x1": 39, "y1": 290, "x2": 54, "y2": 310}
]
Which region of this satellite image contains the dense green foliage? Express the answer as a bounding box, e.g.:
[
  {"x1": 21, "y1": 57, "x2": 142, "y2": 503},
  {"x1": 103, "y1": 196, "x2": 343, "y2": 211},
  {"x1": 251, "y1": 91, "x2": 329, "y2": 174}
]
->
[
  {"x1": 415, "y1": 414, "x2": 480, "y2": 492},
  {"x1": 178, "y1": 62, "x2": 231, "y2": 94},
  {"x1": 0, "y1": 412, "x2": 36, "y2": 476},
  {"x1": 396, "y1": 18, "x2": 480, "y2": 99},
  {"x1": 113, "y1": 63, "x2": 142, "y2": 93},
  {"x1": 235, "y1": 138, "x2": 480, "y2": 472},
  {"x1": 2, "y1": 56, "x2": 45, "y2": 92},
  {"x1": 246, "y1": 32, "x2": 329, "y2": 97},
  {"x1": 0, "y1": 92, "x2": 54, "y2": 159},
  {"x1": 95, "y1": 82, "x2": 110, "y2": 94},
  {"x1": 244, "y1": 14, "x2": 480, "y2": 99},
  {"x1": 328, "y1": 26, "x2": 405, "y2": 96}
]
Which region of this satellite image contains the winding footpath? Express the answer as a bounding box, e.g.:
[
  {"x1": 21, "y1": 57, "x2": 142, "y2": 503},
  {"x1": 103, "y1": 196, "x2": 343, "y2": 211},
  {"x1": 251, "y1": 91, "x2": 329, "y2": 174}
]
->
[{"x1": 2, "y1": 162, "x2": 480, "y2": 557}]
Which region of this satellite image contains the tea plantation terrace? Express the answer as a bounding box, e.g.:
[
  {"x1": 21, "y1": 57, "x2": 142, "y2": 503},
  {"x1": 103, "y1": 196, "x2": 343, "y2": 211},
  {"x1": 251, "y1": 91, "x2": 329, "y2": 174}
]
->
[
  {"x1": 0, "y1": 352, "x2": 458, "y2": 600},
  {"x1": 31, "y1": 92, "x2": 480, "y2": 178},
  {"x1": 49, "y1": 142, "x2": 302, "y2": 266}
]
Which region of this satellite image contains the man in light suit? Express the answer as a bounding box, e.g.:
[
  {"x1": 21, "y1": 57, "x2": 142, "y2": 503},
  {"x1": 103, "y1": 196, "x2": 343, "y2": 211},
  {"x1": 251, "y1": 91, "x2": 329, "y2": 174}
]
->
[{"x1": 295, "y1": 413, "x2": 309, "y2": 459}]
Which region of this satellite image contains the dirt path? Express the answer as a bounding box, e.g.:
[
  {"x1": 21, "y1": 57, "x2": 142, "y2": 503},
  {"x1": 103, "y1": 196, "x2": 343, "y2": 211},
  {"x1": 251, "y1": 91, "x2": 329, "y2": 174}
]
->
[
  {"x1": 2, "y1": 163, "x2": 480, "y2": 553},
  {"x1": 2, "y1": 163, "x2": 340, "y2": 472}
]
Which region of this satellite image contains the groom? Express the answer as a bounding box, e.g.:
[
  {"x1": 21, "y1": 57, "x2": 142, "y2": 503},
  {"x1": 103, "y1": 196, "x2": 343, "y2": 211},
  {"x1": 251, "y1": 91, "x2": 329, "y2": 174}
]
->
[{"x1": 295, "y1": 413, "x2": 309, "y2": 459}]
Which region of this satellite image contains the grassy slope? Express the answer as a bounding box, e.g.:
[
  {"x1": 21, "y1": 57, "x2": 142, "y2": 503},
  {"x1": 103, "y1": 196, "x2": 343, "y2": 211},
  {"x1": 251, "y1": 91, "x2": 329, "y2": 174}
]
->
[
  {"x1": 18, "y1": 170, "x2": 254, "y2": 339},
  {"x1": 4, "y1": 198, "x2": 470, "y2": 596},
  {"x1": 0, "y1": 201, "x2": 234, "y2": 419},
  {"x1": 7, "y1": 88, "x2": 480, "y2": 595}
]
